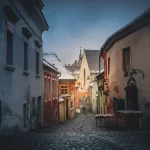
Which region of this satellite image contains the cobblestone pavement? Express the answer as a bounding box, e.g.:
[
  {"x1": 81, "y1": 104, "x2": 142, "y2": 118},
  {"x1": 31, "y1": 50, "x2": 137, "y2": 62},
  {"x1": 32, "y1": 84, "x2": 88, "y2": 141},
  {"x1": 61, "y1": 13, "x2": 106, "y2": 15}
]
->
[{"x1": 0, "y1": 113, "x2": 150, "y2": 150}]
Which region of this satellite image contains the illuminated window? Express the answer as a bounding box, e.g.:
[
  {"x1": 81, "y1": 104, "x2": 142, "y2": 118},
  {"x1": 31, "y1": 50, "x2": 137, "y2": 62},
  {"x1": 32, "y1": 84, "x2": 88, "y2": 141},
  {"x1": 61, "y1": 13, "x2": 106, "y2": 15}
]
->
[{"x1": 61, "y1": 86, "x2": 67, "y2": 94}]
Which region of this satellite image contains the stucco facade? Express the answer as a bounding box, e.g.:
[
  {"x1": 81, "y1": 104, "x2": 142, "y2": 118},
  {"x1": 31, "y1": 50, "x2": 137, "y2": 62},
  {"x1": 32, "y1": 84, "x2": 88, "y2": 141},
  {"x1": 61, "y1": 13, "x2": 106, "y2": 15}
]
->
[
  {"x1": 100, "y1": 9, "x2": 150, "y2": 116},
  {"x1": 105, "y1": 24, "x2": 150, "y2": 113},
  {"x1": 43, "y1": 60, "x2": 59, "y2": 126},
  {"x1": 59, "y1": 81, "x2": 76, "y2": 119},
  {"x1": 79, "y1": 50, "x2": 91, "y2": 91},
  {"x1": 0, "y1": 0, "x2": 48, "y2": 134},
  {"x1": 89, "y1": 80, "x2": 98, "y2": 114}
]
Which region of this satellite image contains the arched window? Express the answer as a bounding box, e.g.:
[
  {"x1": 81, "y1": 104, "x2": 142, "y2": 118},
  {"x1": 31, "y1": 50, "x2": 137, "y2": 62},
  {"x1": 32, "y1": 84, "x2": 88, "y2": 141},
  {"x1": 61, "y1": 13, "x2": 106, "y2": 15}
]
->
[{"x1": 84, "y1": 68, "x2": 86, "y2": 86}]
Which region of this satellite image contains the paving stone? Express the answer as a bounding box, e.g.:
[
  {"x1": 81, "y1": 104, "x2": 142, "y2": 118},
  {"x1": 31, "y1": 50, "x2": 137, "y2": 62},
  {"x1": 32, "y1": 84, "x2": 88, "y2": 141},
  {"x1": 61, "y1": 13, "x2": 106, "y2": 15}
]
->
[{"x1": 0, "y1": 113, "x2": 150, "y2": 150}]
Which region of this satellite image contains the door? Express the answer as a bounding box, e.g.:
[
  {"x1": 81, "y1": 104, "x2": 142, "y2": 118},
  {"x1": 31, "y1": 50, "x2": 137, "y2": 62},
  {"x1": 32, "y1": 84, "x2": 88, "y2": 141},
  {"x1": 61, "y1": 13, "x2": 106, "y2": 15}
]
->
[{"x1": 125, "y1": 77, "x2": 138, "y2": 110}]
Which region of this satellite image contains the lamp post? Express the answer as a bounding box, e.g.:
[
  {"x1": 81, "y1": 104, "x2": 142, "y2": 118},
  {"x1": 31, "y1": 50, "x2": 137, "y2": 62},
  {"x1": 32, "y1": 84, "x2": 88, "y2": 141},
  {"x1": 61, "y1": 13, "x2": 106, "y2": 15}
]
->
[{"x1": 124, "y1": 69, "x2": 144, "y2": 79}]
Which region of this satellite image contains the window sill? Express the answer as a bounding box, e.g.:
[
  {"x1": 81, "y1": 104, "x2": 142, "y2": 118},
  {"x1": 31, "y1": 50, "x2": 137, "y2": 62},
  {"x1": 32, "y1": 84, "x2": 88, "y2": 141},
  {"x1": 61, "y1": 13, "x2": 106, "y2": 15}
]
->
[
  {"x1": 23, "y1": 71, "x2": 29, "y2": 76},
  {"x1": 70, "y1": 108, "x2": 74, "y2": 111},
  {"x1": 35, "y1": 74, "x2": 41, "y2": 78},
  {"x1": 4, "y1": 64, "x2": 15, "y2": 72}
]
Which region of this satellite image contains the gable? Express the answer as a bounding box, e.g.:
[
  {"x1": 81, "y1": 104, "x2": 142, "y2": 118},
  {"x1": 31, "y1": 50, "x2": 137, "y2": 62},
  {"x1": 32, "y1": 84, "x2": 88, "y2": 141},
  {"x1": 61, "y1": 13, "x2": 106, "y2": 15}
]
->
[{"x1": 84, "y1": 50, "x2": 100, "y2": 73}]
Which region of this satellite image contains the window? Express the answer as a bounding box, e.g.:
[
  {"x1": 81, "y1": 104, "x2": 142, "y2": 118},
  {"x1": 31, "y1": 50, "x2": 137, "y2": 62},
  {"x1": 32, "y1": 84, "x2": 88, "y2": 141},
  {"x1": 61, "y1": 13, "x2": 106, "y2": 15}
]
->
[
  {"x1": 32, "y1": 97, "x2": 35, "y2": 117},
  {"x1": 55, "y1": 80, "x2": 58, "y2": 97},
  {"x1": 108, "y1": 57, "x2": 110, "y2": 75},
  {"x1": 61, "y1": 86, "x2": 67, "y2": 94},
  {"x1": 23, "y1": 103, "x2": 27, "y2": 128},
  {"x1": 44, "y1": 78, "x2": 47, "y2": 101},
  {"x1": 105, "y1": 59, "x2": 107, "y2": 77},
  {"x1": 7, "y1": 29, "x2": 13, "y2": 65},
  {"x1": 123, "y1": 47, "x2": 131, "y2": 72},
  {"x1": 36, "y1": 51, "x2": 39, "y2": 74},
  {"x1": 48, "y1": 78, "x2": 51, "y2": 100},
  {"x1": 24, "y1": 41, "x2": 28, "y2": 71},
  {"x1": 84, "y1": 69, "x2": 86, "y2": 86},
  {"x1": 52, "y1": 79, "x2": 55, "y2": 98},
  {"x1": 70, "y1": 100, "x2": 73, "y2": 109}
]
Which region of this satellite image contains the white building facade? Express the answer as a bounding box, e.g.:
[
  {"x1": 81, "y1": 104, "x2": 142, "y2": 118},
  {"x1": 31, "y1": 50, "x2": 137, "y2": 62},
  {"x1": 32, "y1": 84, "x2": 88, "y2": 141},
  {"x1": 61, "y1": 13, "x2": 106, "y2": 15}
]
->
[{"x1": 0, "y1": 0, "x2": 48, "y2": 134}]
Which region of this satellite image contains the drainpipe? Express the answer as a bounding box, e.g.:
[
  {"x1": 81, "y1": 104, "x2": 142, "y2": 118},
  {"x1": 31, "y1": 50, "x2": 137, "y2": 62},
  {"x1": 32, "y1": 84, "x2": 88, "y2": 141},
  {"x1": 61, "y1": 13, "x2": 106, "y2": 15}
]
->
[{"x1": 99, "y1": 55, "x2": 100, "y2": 74}]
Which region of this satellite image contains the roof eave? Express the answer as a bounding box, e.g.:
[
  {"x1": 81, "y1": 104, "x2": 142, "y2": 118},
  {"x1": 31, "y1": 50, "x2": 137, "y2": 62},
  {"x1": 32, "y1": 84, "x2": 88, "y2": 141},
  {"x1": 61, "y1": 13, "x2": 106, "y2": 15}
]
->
[{"x1": 100, "y1": 8, "x2": 150, "y2": 56}]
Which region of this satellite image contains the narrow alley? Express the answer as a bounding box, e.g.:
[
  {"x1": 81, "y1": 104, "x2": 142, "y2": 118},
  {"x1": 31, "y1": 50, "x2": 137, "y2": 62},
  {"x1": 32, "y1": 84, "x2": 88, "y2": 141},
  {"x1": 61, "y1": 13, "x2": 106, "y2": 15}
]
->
[
  {"x1": 1, "y1": 1, "x2": 150, "y2": 150},
  {"x1": 0, "y1": 113, "x2": 150, "y2": 150}
]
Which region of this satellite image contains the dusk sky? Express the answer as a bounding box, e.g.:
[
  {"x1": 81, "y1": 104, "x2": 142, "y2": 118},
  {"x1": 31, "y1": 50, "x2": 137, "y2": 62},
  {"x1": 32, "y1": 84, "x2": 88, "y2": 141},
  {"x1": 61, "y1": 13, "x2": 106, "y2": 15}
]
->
[{"x1": 42, "y1": 0, "x2": 150, "y2": 64}]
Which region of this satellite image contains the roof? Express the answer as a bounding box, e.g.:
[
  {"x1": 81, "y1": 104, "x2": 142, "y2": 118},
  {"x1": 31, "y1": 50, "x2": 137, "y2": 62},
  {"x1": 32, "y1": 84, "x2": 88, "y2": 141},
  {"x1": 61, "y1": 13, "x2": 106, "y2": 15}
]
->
[
  {"x1": 43, "y1": 59, "x2": 59, "y2": 73},
  {"x1": 100, "y1": 8, "x2": 150, "y2": 57},
  {"x1": 95, "y1": 70, "x2": 104, "y2": 79},
  {"x1": 65, "y1": 65, "x2": 80, "y2": 74},
  {"x1": 43, "y1": 53, "x2": 75, "y2": 81},
  {"x1": 84, "y1": 50, "x2": 100, "y2": 73}
]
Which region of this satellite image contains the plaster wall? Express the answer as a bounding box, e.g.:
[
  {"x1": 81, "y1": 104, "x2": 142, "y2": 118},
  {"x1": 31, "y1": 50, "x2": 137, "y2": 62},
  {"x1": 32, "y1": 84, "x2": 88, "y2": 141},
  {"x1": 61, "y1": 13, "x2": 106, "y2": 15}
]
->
[
  {"x1": 0, "y1": 0, "x2": 44, "y2": 134},
  {"x1": 106, "y1": 24, "x2": 150, "y2": 112}
]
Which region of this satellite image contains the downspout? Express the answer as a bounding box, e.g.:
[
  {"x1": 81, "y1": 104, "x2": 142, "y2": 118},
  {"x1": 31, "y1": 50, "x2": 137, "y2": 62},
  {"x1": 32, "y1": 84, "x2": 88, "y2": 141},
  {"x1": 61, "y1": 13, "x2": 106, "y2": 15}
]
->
[{"x1": 99, "y1": 54, "x2": 100, "y2": 74}]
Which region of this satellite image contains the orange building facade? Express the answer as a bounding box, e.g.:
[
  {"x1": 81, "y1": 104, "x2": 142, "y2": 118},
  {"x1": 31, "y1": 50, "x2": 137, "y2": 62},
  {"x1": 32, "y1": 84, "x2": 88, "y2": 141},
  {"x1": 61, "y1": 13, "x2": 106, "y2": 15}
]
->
[{"x1": 59, "y1": 80, "x2": 76, "y2": 120}]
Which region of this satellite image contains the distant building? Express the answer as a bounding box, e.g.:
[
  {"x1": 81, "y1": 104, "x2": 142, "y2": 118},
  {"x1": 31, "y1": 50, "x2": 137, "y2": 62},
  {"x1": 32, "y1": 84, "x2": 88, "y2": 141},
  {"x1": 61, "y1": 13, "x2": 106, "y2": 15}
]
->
[
  {"x1": 65, "y1": 50, "x2": 83, "y2": 80},
  {"x1": 43, "y1": 53, "x2": 76, "y2": 122},
  {"x1": 43, "y1": 59, "x2": 60, "y2": 126},
  {"x1": 0, "y1": 0, "x2": 48, "y2": 134},
  {"x1": 79, "y1": 49, "x2": 100, "y2": 92}
]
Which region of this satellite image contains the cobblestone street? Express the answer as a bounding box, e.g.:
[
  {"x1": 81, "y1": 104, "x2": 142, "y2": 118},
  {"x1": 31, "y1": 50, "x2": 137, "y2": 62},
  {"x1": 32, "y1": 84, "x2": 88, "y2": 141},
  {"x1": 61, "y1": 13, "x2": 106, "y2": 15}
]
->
[{"x1": 0, "y1": 113, "x2": 150, "y2": 150}]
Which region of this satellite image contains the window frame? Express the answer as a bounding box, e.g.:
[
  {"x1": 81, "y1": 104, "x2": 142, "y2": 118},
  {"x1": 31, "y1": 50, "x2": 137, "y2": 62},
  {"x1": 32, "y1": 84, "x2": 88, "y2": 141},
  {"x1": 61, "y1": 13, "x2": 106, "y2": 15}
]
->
[
  {"x1": 35, "y1": 50, "x2": 40, "y2": 75},
  {"x1": 23, "y1": 40, "x2": 28, "y2": 72},
  {"x1": 48, "y1": 76, "x2": 51, "y2": 101},
  {"x1": 70, "y1": 100, "x2": 73, "y2": 109},
  {"x1": 32, "y1": 97, "x2": 36, "y2": 118},
  {"x1": 61, "y1": 85, "x2": 67, "y2": 94},
  {"x1": 44, "y1": 76, "x2": 47, "y2": 102},
  {"x1": 23, "y1": 103, "x2": 27, "y2": 128},
  {"x1": 108, "y1": 57, "x2": 110, "y2": 75},
  {"x1": 122, "y1": 47, "x2": 131, "y2": 72}
]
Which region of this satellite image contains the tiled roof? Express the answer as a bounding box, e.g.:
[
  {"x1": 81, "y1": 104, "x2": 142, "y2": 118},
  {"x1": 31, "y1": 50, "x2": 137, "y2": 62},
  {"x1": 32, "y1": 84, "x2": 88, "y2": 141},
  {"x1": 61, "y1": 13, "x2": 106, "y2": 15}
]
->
[
  {"x1": 84, "y1": 50, "x2": 100, "y2": 73},
  {"x1": 43, "y1": 54, "x2": 75, "y2": 80}
]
